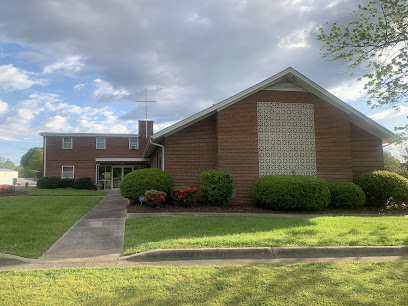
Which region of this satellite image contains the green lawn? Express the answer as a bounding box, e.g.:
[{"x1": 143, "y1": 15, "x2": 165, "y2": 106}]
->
[
  {"x1": 0, "y1": 262, "x2": 407, "y2": 305},
  {"x1": 22, "y1": 188, "x2": 108, "y2": 196},
  {"x1": 0, "y1": 189, "x2": 105, "y2": 258},
  {"x1": 125, "y1": 216, "x2": 408, "y2": 255}
]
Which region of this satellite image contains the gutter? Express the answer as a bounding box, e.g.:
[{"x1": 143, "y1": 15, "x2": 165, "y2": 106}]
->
[{"x1": 149, "y1": 137, "x2": 165, "y2": 171}]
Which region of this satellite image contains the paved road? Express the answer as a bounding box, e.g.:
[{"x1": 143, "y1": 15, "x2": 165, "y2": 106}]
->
[{"x1": 40, "y1": 191, "x2": 127, "y2": 260}]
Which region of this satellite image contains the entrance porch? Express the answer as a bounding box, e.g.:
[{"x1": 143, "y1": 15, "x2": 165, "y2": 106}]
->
[{"x1": 96, "y1": 158, "x2": 150, "y2": 190}]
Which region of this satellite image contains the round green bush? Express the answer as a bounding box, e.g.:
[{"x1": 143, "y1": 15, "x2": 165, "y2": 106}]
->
[
  {"x1": 74, "y1": 177, "x2": 94, "y2": 190},
  {"x1": 354, "y1": 170, "x2": 408, "y2": 207},
  {"x1": 120, "y1": 168, "x2": 173, "y2": 200},
  {"x1": 253, "y1": 175, "x2": 330, "y2": 211},
  {"x1": 200, "y1": 170, "x2": 234, "y2": 206},
  {"x1": 329, "y1": 182, "x2": 366, "y2": 209}
]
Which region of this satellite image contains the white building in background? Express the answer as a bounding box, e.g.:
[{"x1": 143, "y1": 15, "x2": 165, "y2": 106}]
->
[{"x1": 0, "y1": 169, "x2": 18, "y2": 185}]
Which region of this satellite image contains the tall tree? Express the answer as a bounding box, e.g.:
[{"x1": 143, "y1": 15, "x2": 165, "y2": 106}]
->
[
  {"x1": 383, "y1": 151, "x2": 408, "y2": 177},
  {"x1": 20, "y1": 147, "x2": 43, "y2": 178},
  {"x1": 0, "y1": 157, "x2": 16, "y2": 170},
  {"x1": 316, "y1": 0, "x2": 408, "y2": 110}
]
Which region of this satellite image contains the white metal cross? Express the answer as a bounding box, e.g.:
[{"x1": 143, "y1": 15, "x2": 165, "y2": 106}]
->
[{"x1": 136, "y1": 89, "x2": 156, "y2": 138}]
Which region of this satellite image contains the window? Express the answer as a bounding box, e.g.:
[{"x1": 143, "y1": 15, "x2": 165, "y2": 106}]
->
[
  {"x1": 62, "y1": 137, "x2": 72, "y2": 149},
  {"x1": 61, "y1": 166, "x2": 74, "y2": 178},
  {"x1": 96, "y1": 137, "x2": 106, "y2": 149},
  {"x1": 129, "y1": 137, "x2": 138, "y2": 149}
]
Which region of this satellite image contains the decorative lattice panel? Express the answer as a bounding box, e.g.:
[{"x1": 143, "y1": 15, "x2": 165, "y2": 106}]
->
[{"x1": 257, "y1": 102, "x2": 316, "y2": 176}]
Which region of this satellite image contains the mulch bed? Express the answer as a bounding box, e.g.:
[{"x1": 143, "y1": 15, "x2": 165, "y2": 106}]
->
[
  {"x1": 127, "y1": 201, "x2": 408, "y2": 215},
  {"x1": 0, "y1": 191, "x2": 26, "y2": 198}
]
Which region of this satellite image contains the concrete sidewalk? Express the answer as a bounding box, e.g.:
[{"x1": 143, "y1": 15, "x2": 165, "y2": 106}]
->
[{"x1": 40, "y1": 190, "x2": 127, "y2": 260}]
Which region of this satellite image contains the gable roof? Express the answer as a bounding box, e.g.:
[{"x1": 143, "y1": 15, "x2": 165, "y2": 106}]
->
[{"x1": 144, "y1": 67, "x2": 394, "y2": 157}]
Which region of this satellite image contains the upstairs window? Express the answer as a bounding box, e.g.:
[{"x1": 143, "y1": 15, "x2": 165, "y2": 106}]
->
[
  {"x1": 62, "y1": 137, "x2": 72, "y2": 149},
  {"x1": 96, "y1": 137, "x2": 106, "y2": 149},
  {"x1": 129, "y1": 137, "x2": 138, "y2": 149},
  {"x1": 61, "y1": 166, "x2": 74, "y2": 178}
]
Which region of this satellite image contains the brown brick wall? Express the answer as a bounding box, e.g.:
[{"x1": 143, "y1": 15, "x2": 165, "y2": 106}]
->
[
  {"x1": 350, "y1": 122, "x2": 384, "y2": 179},
  {"x1": 216, "y1": 90, "x2": 354, "y2": 205},
  {"x1": 164, "y1": 115, "x2": 217, "y2": 187},
  {"x1": 44, "y1": 120, "x2": 153, "y2": 181},
  {"x1": 161, "y1": 90, "x2": 377, "y2": 206}
]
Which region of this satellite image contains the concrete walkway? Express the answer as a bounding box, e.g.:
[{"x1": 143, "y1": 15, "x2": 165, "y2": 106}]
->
[{"x1": 40, "y1": 191, "x2": 127, "y2": 260}]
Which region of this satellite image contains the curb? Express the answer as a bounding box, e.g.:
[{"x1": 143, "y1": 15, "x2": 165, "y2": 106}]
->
[
  {"x1": 2, "y1": 246, "x2": 408, "y2": 268},
  {"x1": 123, "y1": 245, "x2": 408, "y2": 262},
  {"x1": 0, "y1": 254, "x2": 38, "y2": 266}
]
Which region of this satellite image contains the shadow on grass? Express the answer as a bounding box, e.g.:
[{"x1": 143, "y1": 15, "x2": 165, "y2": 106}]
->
[
  {"x1": 124, "y1": 216, "x2": 408, "y2": 254},
  {"x1": 61, "y1": 262, "x2": 408, "y2": 305}
]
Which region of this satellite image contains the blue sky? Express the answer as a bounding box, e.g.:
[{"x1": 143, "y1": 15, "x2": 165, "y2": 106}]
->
[{"x1": 0, "y1": 0, "x2": 404, "y2": 165}]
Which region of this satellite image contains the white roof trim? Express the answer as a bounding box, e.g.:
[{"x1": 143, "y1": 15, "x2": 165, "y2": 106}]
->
[
  {"x1": 40, "y1": 132, "x2": 140, "y2": 137},
  {"x1": 95, "y1": 158, "x2": 150, "y2": 162},
  {"x1": 144, "y1": 67, "x2": 394, "y2": 157}
]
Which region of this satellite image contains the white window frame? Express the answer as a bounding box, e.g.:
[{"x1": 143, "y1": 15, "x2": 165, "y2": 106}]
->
[
  {"x1": 62, "y1": 137, "x2": 72, "y2": 149},
  {"x1": 61, "y1": 166, "x2": 74, "y2": 179},
  {"x1": 129, "y1": 137, "x2": 139, "y2": 150},
  {"x1": 96, "y1": 137, "x2": 106, "y2": 149}
]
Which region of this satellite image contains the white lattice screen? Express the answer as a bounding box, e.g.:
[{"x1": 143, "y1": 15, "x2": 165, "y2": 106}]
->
[{"x1": 257, "y1": 102, "x2": 317, "y2": 176}]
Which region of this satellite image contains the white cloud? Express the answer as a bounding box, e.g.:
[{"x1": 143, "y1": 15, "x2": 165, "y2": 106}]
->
[
  {"x1": 73, "y1": 119, "x2": 130, "y2": 134},
  {"x1": 93, "y1": 78, "x2": 130, "y2": 102},
  {"x1": 327, "y1": 0, "x2": 341, "y2": 8},
  {"x1": 153, "y1": 121, "x2": 178, "y2": 133},
  {"x1": 0, "y1": 99, "x2": 8, "y2": 117},
  {"x1": 278, "y1": 24, "x2": 314, "y2": 49},
  {"x1": 328, "y1": 80, "x2": 367, "y2": 101},
  {"x1": 187, "y1": 13, "x2": 210, "y2": 25},
  {"x1": 0, "y1": 64, "x2": 44, "y2": 91},
  {"x1": 369, "y1": 106, "x2": 408, "y2": 121},
  {"x1": 43, "y1": 115, "x2": 70, "y2": 131},
  {"x1": 43, "y1": 55, "x2": 84, "y2": 74},
  {"x1": 74, "y1": 83, "x2": 85, "y2": 90}
]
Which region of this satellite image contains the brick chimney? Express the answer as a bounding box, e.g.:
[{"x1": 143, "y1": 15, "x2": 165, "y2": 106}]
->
[{"x1": 138, "y1": 120, "x2": 154, "y2": 139}]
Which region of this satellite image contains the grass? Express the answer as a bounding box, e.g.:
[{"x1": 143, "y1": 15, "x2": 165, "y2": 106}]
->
[
  {"x1": 0, "y1": 261, "x2": 407, "y2": 305},
  {"x1": 22, "y1": 188, "x2": 108, "y2": 196},
  {"x1": 0, "y1": 189, "x2": 105, "y2": 258},
  {"x1": 124, "y1": 216, "x2": 408, "y2": 254}
]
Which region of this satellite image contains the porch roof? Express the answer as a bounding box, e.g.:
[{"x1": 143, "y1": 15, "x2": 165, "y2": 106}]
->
[{"x1": 96, "y1": 158, "x2": 150, "y2": 163}]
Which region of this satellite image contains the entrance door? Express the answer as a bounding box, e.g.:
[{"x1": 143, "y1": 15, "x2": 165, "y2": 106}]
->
[{"x1": 112, "y1": 167, "x2": 123, "y2": 189}]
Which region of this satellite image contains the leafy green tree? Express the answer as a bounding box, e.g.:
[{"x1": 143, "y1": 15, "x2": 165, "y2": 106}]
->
[
  {"x1": 316, "y1": 0, "x2": 408, "y2": 109},
  {"x1": 383, "y1": 151, "x2": 408, "y2": 177},
  {"x1": 0, "y1": 157, "x2": 16, "y2": 170},
  {"x1": 19, "y1": 147, "x2": 43, "y2": 178}
]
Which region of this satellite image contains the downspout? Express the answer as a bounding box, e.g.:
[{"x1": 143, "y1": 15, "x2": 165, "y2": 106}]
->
[
  {"x1": 95, "y1": 163, "x2": 99, "y2": 185},
  {"x1": 149, "y1": 137, "x2": 165, "y2": 171},
  {"x1": 43, "y1": 136, "x2": 47, "y2": 177}
]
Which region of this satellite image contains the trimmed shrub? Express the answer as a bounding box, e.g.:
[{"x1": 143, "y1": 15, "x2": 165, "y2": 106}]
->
[
  {"x1": 120, "y1": 168, "x2": 173, "y2": 200},
  {"x1": 329, "y1": 182, "x2": 366, "y2": 209},
  {"x1": 37, "y1": 177, "x2": 74, "y2": 189},
  {"x1": 354, "y1": 170, "x2": 408, "y2": 207},
  {"x1": 253, "y1": 175, "x2": 330, "y2": 211},
  {"x1": 145, "y1": 190, "x2": 167, "y2": 207},
  {"x1": 60, "y1": 178, "x2": 74, "y2": 188},
  {"x1": 74, "y1": 177, "x2": 94, "y2": 190},
  {"x1": 172, "y1": 186, "x2": 200, "y2": 207},
  {"x1": 200, "y1": 170, "x2": 234, "y2": 206}
]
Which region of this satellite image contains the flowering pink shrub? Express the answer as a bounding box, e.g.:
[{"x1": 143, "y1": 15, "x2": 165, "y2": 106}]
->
[
  {"x1": 172, "y1": 186, "x2": 200, "y2": 207},
  {"x1": 145, "y1": 190, "x2": 167, "y2": 207},
  {"x1": 0, "y1": 184, "x2": 15, "y2": 194}
]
